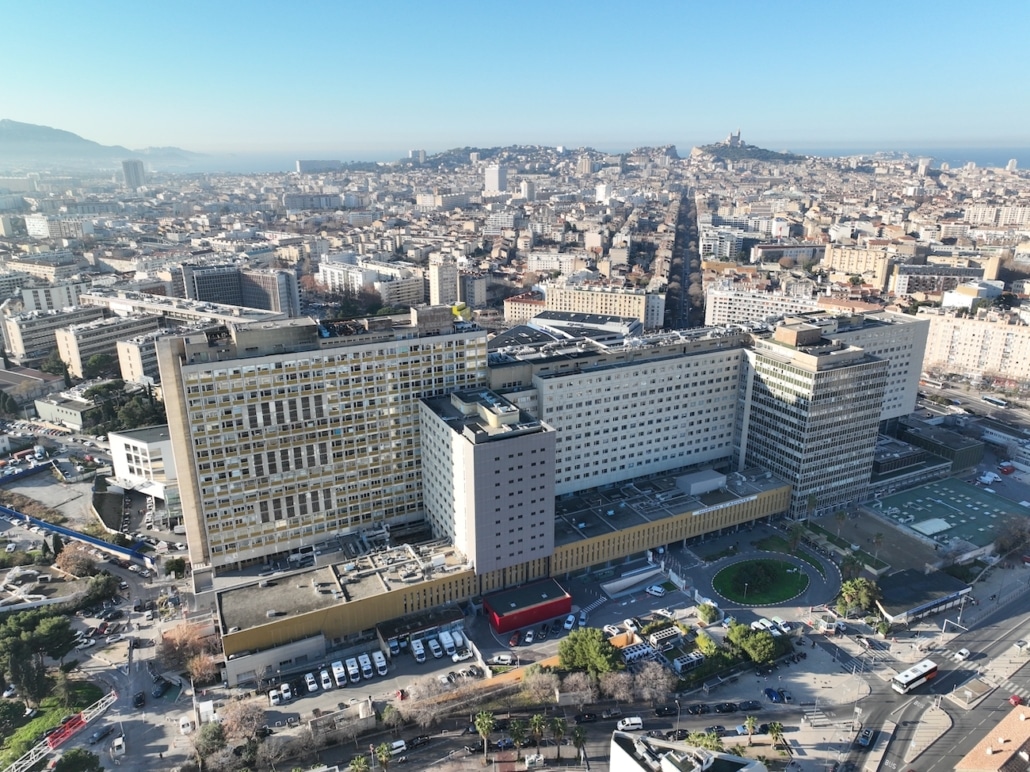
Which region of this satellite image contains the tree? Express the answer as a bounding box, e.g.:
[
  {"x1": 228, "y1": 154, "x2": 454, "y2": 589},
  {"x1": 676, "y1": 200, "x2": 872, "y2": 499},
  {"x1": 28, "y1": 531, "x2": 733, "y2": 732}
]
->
[
  {"x1": 348, "y1": 755, "x2": 370, "y2": 772},
  {"x1": 0, "y1": 701, "x2": 25, "y2": 734},
  {"x1": 561, "y1": 671, "x2": 597, "y2": 709},
  {"x1": 193, "y1": 721, "x2": 226, "y2": 760},
  {"x1": 557, "y1": 627, "x2": 623, "y2": 676},
  {"x1": 82, "y1": 354, "x2": 115, "y2": 380},
  {"x1": 382, "y1": 704, "x2": 404, "y2": 732},
  {"x1": 549, "y1": 717, "x2": 567, "y2": 760},
  {"x1": 375, "y1": 742, "x2": 392, "y2": 772},
  {"x1": 598, "y1": 671, "x2": 634, "y2": 704},
  {"x1": 164, "y1": 557, "x2": 187, "y2": 579},
  {"x1": 158, "y1": 622, "x2": 210, "y2": 670},
  {"x1": 740, "y1": 631, "x2": 777, "y2": 665},
  {"x1": 571, "y1": 725, "x2": 588, "y2": 763},
  {"x1": 219, "y1": 698, "x2": 266, "y2": 743},
  {"x1": 53, "y1": 749, "x2": 103, "y2": 772},
  {"x1": 40, "y1": 349, "x2": 67, "y2": 377},
  {"x1": 520, "y1": 666, "x2": 559, "y2": 705},
  {"x1": 838, "y1": 578, "x2": 882, "y2": 617},
  {"x1": 0, "y1": 391, "x2": 19, "y2": 418},
  {"x1": 840, "y1": 553, "x2": 864, "y2": 581},
  {"x1": 529, "y1": 714, "x2": 547, "y2": 752},
  {"x1": 834, "y1": 510, "x2": 848, "y2": 536},
  {"x1": 686, "y1": 731, "x2": 724, "y2": 752},
  {"x1": 51, "y1": 670, "x2": 75, "y2": 709},
  {"x1": 695, "y1": 630, "x2": 719, "y2": 657},
  {"x1": 697, "y1": 603, "x2": 719, "y2": 625},
  {"x1": 474, "y1": 711, "x2": 495, "y2": 765},
  {"x1": 633, "y1": 661, "x2": 676, "y2": 705},
  {"x1": 788, "y1": 522, "x2": 806, "y2": 555},
  {"x1": 51, "y1": 533, "x2": 64, "y2": 556},
  {"x1": 54, "y1": 548, "x2": 96, "y2": 577},
  {"x1": 744, "y1": 714, "x2": 757, "y2": 746},
  {"x1": 509, "y1": 718, "x2": 526, "y2": 761},
  {"x1": 187, "y1": 653, "x2": 218, "y2": 684},
  {"x1": 399, "y1": 676, "x2": 445, "y2": 728},
  {"x1": 768, "y1": 721, "x2": 786, "y2": 753}
]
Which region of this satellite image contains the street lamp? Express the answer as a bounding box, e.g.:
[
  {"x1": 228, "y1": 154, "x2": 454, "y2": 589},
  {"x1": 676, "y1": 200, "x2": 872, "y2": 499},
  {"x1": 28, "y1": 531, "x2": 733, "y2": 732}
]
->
[
  {"x1": 675, "y1": 699, "x2": 681, "y2": 731},
  {"x1": 744, "y1": 583, "x2": 749, "y2": 601}
]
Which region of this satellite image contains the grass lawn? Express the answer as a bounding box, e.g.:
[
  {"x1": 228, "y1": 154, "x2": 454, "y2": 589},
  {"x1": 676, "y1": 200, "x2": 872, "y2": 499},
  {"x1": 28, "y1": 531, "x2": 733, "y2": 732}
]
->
[
  {"x1": 712, "y1": 559, "x2": 809, "y2": 605},
  {"x1": 0, "y1": 681, "x2": 104, "y2": 765},
  {"x1": 754, "y1": 536, "x2": 826, "y2": 579},
  {"x1": 804, "y1": 522, "x2": 888, "y2": 570}
]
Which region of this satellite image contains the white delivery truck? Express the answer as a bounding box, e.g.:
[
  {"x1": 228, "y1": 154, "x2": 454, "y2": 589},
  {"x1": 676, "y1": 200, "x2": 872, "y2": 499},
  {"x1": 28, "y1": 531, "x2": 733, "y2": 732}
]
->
[
  {"x1": 372, "y1": 650, "x2": 388, "y2": 676},
  {"x1": 358, "y1": 653, "x2": 373, "y2": 680},
  {"x1": 411, "y1": 639, "x2": 426, "y2": 663},
  {"x1": 345, "y1": 657, "x2": 361, "y2": 684},
  {"x1": 331, "y1": 661, "x2": 347, "y2": 688},
  {"x1": 439, "y1": 631, "x2": 456, "y2": 656}
]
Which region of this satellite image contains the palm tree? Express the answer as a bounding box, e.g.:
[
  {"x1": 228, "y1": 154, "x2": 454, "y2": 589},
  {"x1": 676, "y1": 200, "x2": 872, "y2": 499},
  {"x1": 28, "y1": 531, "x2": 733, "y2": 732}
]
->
[
  {"x1": 768, "y1": 721, "x2": 787, "y2": 754},
  {"x1": 835, "y1": 510, "x2": 847, "y2": 536},
  {"x1": 744, "y1": 715, "x2": 757, "y2": 746},
  {"x1": 571, "y1": 726, "x2": 588, "y2": 763},
  {"x1": 840, "y1": 553, "x2": 864, "y2": 581},
  {"x1": 788, "y1": 522, "x2": 806, "y2": 555},
  {"x1": 550, "y1": 717, "x2": 567, "y2": 760},
  {"x1": 475, "y1": 711, "x2": 495, "y2": 765},
  {"x1": 529, "y1": 714, "x2": 547, "y2": 752},
  {"x1": 348, "y1": 755, "x2": 370, "y2": 772},
  {"x1": 375, "y1": 743, "x2": 392, "y2": 772},
  {"x1": 509, "y1": 719, "x2": 526, "y2": 761}
]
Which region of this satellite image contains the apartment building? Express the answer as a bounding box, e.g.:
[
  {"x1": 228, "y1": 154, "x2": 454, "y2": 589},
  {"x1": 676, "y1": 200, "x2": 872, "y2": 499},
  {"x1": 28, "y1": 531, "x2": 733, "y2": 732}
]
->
[
  {"x1": 55, "y1": 315, "x2": 162, "y2": 378},
  {"x1": 24, "y1": 214, "x2": 95, "y2": 240},
  {"x1": 919, "y1": 308, "x2": 1030, "y2": 385},
  {"x1": 704, "y1": 287, "x2": 819, "y2": 326},
  {"x1": 2, "y1": 306, "x2": 105, "y2": 365},
  {"x1": 157, "y1": 308, "x2": 489, "y2": 572},
  {"x1": 419, "y1": 390, "x2": 556, "y2": 576},
  {"x1": 79, "y1": 289, "x2": 285, "y2": 327},
  {"x1": 890, "y1": 264, "x2": 984, "y2": 296},
  {"x1": 458, "y1": 272, "x2": 488, "y2": 308},
  {"x1": 545, "y1": 284, "x2": 665, "y2": 330},
  {"x1": 107, "y1": 425, "x2": 181, "y2": 529},
  {"x1": 21, "y1": 282, "x2": 92, "y2": 312},
  {"x1": 503, "y1": 292, "x2": 547, "y2": 325},
  {"x1": 822, "y1": 244, "x2": 896, "y2": 291},
  {"x1": 429, "y1": 259, "x2": 458, "y2": 306},
  {"x1": 240, "y1": 269, "x2": 301, "y2": 317},
  {"x1": 737, "y1": 322, "x2": 888, "y2": 518}
]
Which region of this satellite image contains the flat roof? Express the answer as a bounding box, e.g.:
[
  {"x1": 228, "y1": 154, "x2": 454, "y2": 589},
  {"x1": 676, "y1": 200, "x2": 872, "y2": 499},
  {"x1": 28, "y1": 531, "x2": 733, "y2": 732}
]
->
[
  {"x1": 483, "y1": 578, "x2": 570, "y2": 616},
  {"x1": 553, "y1": 468, "x2": 785, "y2": 548},
  {"x1": 877, "y1": 568, "x2": 969, "y2": 618},
  {"x1": 110, "y1": 425, "x2": 171, "y2": 444},
  {"x1": 876, "y1": 478, "x2": 1028, "y2": 549}
]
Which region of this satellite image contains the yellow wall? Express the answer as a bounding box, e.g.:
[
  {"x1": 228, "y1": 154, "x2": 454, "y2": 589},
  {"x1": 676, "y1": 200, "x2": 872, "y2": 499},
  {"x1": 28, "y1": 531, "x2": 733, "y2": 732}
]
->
[{"x1": 221, "y1": 485, "x2": 790, "y2": 656}]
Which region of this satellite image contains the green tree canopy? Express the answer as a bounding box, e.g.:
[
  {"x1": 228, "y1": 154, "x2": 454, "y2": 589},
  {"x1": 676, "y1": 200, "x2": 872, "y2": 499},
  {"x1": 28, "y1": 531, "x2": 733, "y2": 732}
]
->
[
  {"x1": 557, "y1": 627, "x2": 623, "y2": 676},
  {"x1": 53, "y1": 748, "x2": 103, "y2": 772},
  {"x1": 696, "y1": 603, "x2": 719, "y2": 624}
]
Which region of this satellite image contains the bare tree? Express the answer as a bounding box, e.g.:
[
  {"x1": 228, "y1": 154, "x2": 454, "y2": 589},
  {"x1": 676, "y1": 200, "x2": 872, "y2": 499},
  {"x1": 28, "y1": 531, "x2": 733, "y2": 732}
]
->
[
  {"x1": 599, "y1": 671, "x2": 634, "y2": 704},
  {"x1": 186, "y1": 653, "x2": 218, "y2": 684},
  {"x1": 633, "y1": 661, "x2": 676, "y2": 705},
  {"x1": 560, "y1": 672, "x2": 597, "y2": 709},
  {"x1": 53, "y1": 548, "x2": 96, "y2": 578},
  {"x1": 219, "y1": 698, "x2": 267, "y2": 743},
  {"x1": 399, "y1": 677, "x2": 445, "y2": 728},
  {"x1": 520, "y1": 667, "x2": 559, "y2": 706}
]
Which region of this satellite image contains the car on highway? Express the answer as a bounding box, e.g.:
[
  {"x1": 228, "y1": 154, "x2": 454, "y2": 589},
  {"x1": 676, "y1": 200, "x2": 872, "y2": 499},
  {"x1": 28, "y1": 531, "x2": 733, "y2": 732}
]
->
[
  {"x1": 579, "y1": 610, "x2": 588, "y2": 627},
  {"x1": 857, "y1": 729, "x2": 873, "y2": 747},
  {"x1": 1010, "y1": 695, "x2": 1024, "y2": 706},
  {"x1": 778, "y1": 689, "x2": 793, "y2": 703},
  {"x1": 954, "y1": 648, "x2": 971, "y2": 661},
  {"x1": 408, "y1": 735, "x2": 431, "y2": 749}
]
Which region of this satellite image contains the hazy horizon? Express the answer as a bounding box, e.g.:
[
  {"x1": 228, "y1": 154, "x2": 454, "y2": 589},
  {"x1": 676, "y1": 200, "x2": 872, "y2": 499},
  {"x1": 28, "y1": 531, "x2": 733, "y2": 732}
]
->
[{"x1": 3, "y1": 0, "x2": 1027, "y2": 156}]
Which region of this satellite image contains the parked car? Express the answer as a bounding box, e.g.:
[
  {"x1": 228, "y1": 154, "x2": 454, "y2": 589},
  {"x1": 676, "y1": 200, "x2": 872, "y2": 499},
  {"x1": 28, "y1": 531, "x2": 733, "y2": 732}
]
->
[
  {"x1": 408, "y1": 735, "x2": 431, "y2": 749},
  {"x1": 713, "y1": 702, "x2": 738, "y2": 714},
  {"x1": 88, "y1": 725, "x2": 114, "y2": 745},
  {"x1": 280, "y1": 683, "x2": 292, "y2": 702},
  {"x1": 2, "y1": 685, "x2": 16, "y2": 699},
  {"x1": 654, "y1": 705, "x2": 677, "y2": 717},
  {"x1": 686, "y1": 704, "x2": 710, "y2": 715},
  {"x1": 523, "y1": 630, "x2": 535, "y2": 645},
  {"x1": 738, "y1": 700, "x2": 762, "y2": 712},
  {"x1": 622, "y1": 618, "x2": 639, "y2": 634},
  {"x1": 574, "y1": 713, "x2": 598, "y2": 724},
  {"x1": 857, "y1": 728, "x2": 873, "y2": 747},
  {"x1": 704, "y1": 725, "x2": 727, "y2": 737},
  {"x1": 305, "y1": 673, "x2": 319, "y2": 693},
  {"x1": 132, "y1": 692, "x2": 145, "y2": 708},
  {"x1": 563, "y1": 614, "x2": 577, "y2": 631},
  {"x1": 152, "y1": 679, "x2": 171, "y2": 698},
  {"x1": 778, "y1": 689, "x2": 793, "y2": 704},
  {"x1": 76, "y1": 638, "x2": 96, "y2": 650},
  {"x1": 508, "y1": 632, "x2": 521, "y2": 647},
  {"x1": 764, "y1": 687, "x2": 782, "y2": 703},
  {"x1": 603, "y1": 624, "x2": 621, "y2": 637}
]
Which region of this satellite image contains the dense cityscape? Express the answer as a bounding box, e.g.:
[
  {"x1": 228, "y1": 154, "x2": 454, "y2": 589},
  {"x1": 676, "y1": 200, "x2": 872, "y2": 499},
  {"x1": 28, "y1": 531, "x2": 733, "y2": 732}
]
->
[{"x1": 0, "y1": 125, "x2": 1029, "y2": 772}]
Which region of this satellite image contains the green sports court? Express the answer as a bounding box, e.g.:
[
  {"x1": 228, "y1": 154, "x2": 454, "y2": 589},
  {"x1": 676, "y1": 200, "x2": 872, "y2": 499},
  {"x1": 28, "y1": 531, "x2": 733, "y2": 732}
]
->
[{"x1": 873, "y1": 478, "x2": 1027, "y2": 549}]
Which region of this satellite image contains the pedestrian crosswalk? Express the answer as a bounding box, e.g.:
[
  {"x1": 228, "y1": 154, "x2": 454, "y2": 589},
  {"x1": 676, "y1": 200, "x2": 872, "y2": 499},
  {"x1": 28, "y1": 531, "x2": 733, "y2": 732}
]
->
[
  {"x1": 802, "y1": 706, "x2": 831, "y2": 727},
  {"x1": 581, "y1": 596, "x2": 608, "y2": 615}
]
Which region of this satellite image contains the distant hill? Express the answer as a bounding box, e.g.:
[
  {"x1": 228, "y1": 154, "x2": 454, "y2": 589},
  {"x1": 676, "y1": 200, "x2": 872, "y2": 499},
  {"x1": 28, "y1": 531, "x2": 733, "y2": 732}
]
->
[
  {"x1": 0, "y1": 119, "x2": 204, "y2": 171},
  {"x1": 692, "y1": 138, "x2": 805, "y2": 163}
]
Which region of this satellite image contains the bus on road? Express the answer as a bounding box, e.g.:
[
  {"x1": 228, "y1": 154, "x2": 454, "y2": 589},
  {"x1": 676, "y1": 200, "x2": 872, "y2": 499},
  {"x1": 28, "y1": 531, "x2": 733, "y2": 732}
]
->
[
  {"x1": 982, "y1": 395, "x2": 1009, "y2": 408},
  {"x1": 891, "y1": 659, "x2": 938, "y2": 694},
  {"x1": 920, "y1": 378, "x2": 949, "y2": 390}
]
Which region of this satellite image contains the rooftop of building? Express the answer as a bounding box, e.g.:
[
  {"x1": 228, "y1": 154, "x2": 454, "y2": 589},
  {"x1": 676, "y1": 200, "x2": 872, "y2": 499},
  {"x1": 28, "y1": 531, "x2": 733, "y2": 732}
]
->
[
  {"x1": 610, "y1": 731, "x2": 761, "y2": 772},
  {"x1": 218, "y1": 541, "x2": 471, "y2": 634},
  {"x1": 875, "y1": 477, "x2": 1027, "y2": 550},
  {"x1": 899, "y1": 419, "x2": 985, "y2": 450},
  {"x1": 109, "y1": 425, "x2": 172, "y2": 445},
  {"x1": 65, "y1": 314, "x2": 160, "y2": 332},
  {"x1": 483, "y1": 578, "x2": 570, "y2": 617},
  {"x1": 552, "y1": 467, "x2": 785, "y2": 549},
  {"x1": 877, "y1": 567, "x2": 969, "y2": 619},
  {"x1": 422, "y1": 390, "x2": 548, "y2": 444},
  {"x1": 955, "y1": 706, "x2": 1030, "y2": 772}
]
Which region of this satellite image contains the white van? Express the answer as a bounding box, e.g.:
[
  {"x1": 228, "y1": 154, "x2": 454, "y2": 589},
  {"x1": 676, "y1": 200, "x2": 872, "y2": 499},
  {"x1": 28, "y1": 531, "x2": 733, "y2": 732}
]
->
[
  {"x1": 452, "y1": 631, "x2": 465, "y2": 650},
  {"x1": 331, "y1": 660, "x2": 348, "y2": 688},
  {"x1": 411, "y1": 639, "x2": 426, "y2": 664},
  {"x1": 388, "y1": 740, "x2": 407, "y2": 756},
  {"x1": 617, "y1": 717, "x2": 644, "y2": 731},
  {"x1": 439, "y1": 631, "x2": 456, "y2": 656},
  {"x1": 372, "y1": 650, "x2": 388, "y2": 676},
  {"x1": 358, "y1": 653, "x2": 374, "y2": 680},
  {"x1": 345, "y1": 658, "x2": 361, "y2": 684},
  {"x1": 427, "y1": 638, "x2": 443, "y2": 659}
]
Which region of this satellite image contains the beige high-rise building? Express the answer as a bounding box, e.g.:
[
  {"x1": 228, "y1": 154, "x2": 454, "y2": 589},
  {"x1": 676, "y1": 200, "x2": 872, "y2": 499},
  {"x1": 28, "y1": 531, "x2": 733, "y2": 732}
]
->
[
  {"x1": 822, "y1": 244, "x2": 896, "y2": 291},
  {"x1": 157, "y1": 309, "x2": 489, "y2": 572},
  {"x1": 545, "y1": 284, "x2": 665, "y2": 329},
  {"x1": 429, "y1": 259, "x2": 458, "y2": 306},
  {"x1": 55, "y1": 315, "x2": 162, "y2": 378},
  {"x1": 920, "y1": 308, "x2": 1030, "y2": 385}
]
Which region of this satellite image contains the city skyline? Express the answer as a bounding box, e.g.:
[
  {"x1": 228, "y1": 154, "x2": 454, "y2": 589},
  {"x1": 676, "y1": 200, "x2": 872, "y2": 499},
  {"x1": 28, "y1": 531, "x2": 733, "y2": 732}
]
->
[{"x1": 3, "y1": 0, "x2": 1027, "y2": 158}]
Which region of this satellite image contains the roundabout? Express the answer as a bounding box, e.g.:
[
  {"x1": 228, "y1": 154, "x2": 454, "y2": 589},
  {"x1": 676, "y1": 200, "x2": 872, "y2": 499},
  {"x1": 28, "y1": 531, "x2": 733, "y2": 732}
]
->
[{"x1": 712, "y1": 557, "x2": 810, "y2": 605}]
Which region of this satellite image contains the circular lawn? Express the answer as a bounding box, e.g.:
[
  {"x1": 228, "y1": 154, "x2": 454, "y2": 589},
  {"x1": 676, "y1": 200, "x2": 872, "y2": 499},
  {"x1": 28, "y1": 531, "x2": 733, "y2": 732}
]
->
[{"x1": 712, "y1": 558, "x2": 809, "y2": 605}]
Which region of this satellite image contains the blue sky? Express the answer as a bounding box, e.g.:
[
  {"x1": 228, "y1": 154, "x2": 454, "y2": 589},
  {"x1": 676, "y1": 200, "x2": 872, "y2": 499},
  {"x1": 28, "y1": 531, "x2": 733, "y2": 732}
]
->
[{"x1": 4, "y1": 0, "x2": 1027, "y2": 158}]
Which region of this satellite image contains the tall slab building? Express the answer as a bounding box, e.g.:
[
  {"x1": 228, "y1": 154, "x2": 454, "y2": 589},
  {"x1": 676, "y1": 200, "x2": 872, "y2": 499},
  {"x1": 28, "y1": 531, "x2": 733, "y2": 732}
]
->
[{"x1": 157, "y1": 308, "x2": 488, "y2": 573}]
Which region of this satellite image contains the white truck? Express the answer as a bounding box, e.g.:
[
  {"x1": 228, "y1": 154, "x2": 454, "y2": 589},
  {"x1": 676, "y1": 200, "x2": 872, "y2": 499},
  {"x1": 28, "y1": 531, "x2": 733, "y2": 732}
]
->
[
  {"x1": 411, "y1": 639, "x2": 426, "y2": 664},
  {"x1": 331, "y1": 660, "x2": 347, "y2": 688},
  {"x1": 345, "y1": 657, "x2": 361, "y2": 684},
  {"x1": 358, "y1": 653, "x2": 373, "y2": 680},
  {"x1": 372, "y1": 650, "x2": 388, "y2": 676},
  {"x1": 439, "y1": 630, "x2": 456, "y2": 656}
]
